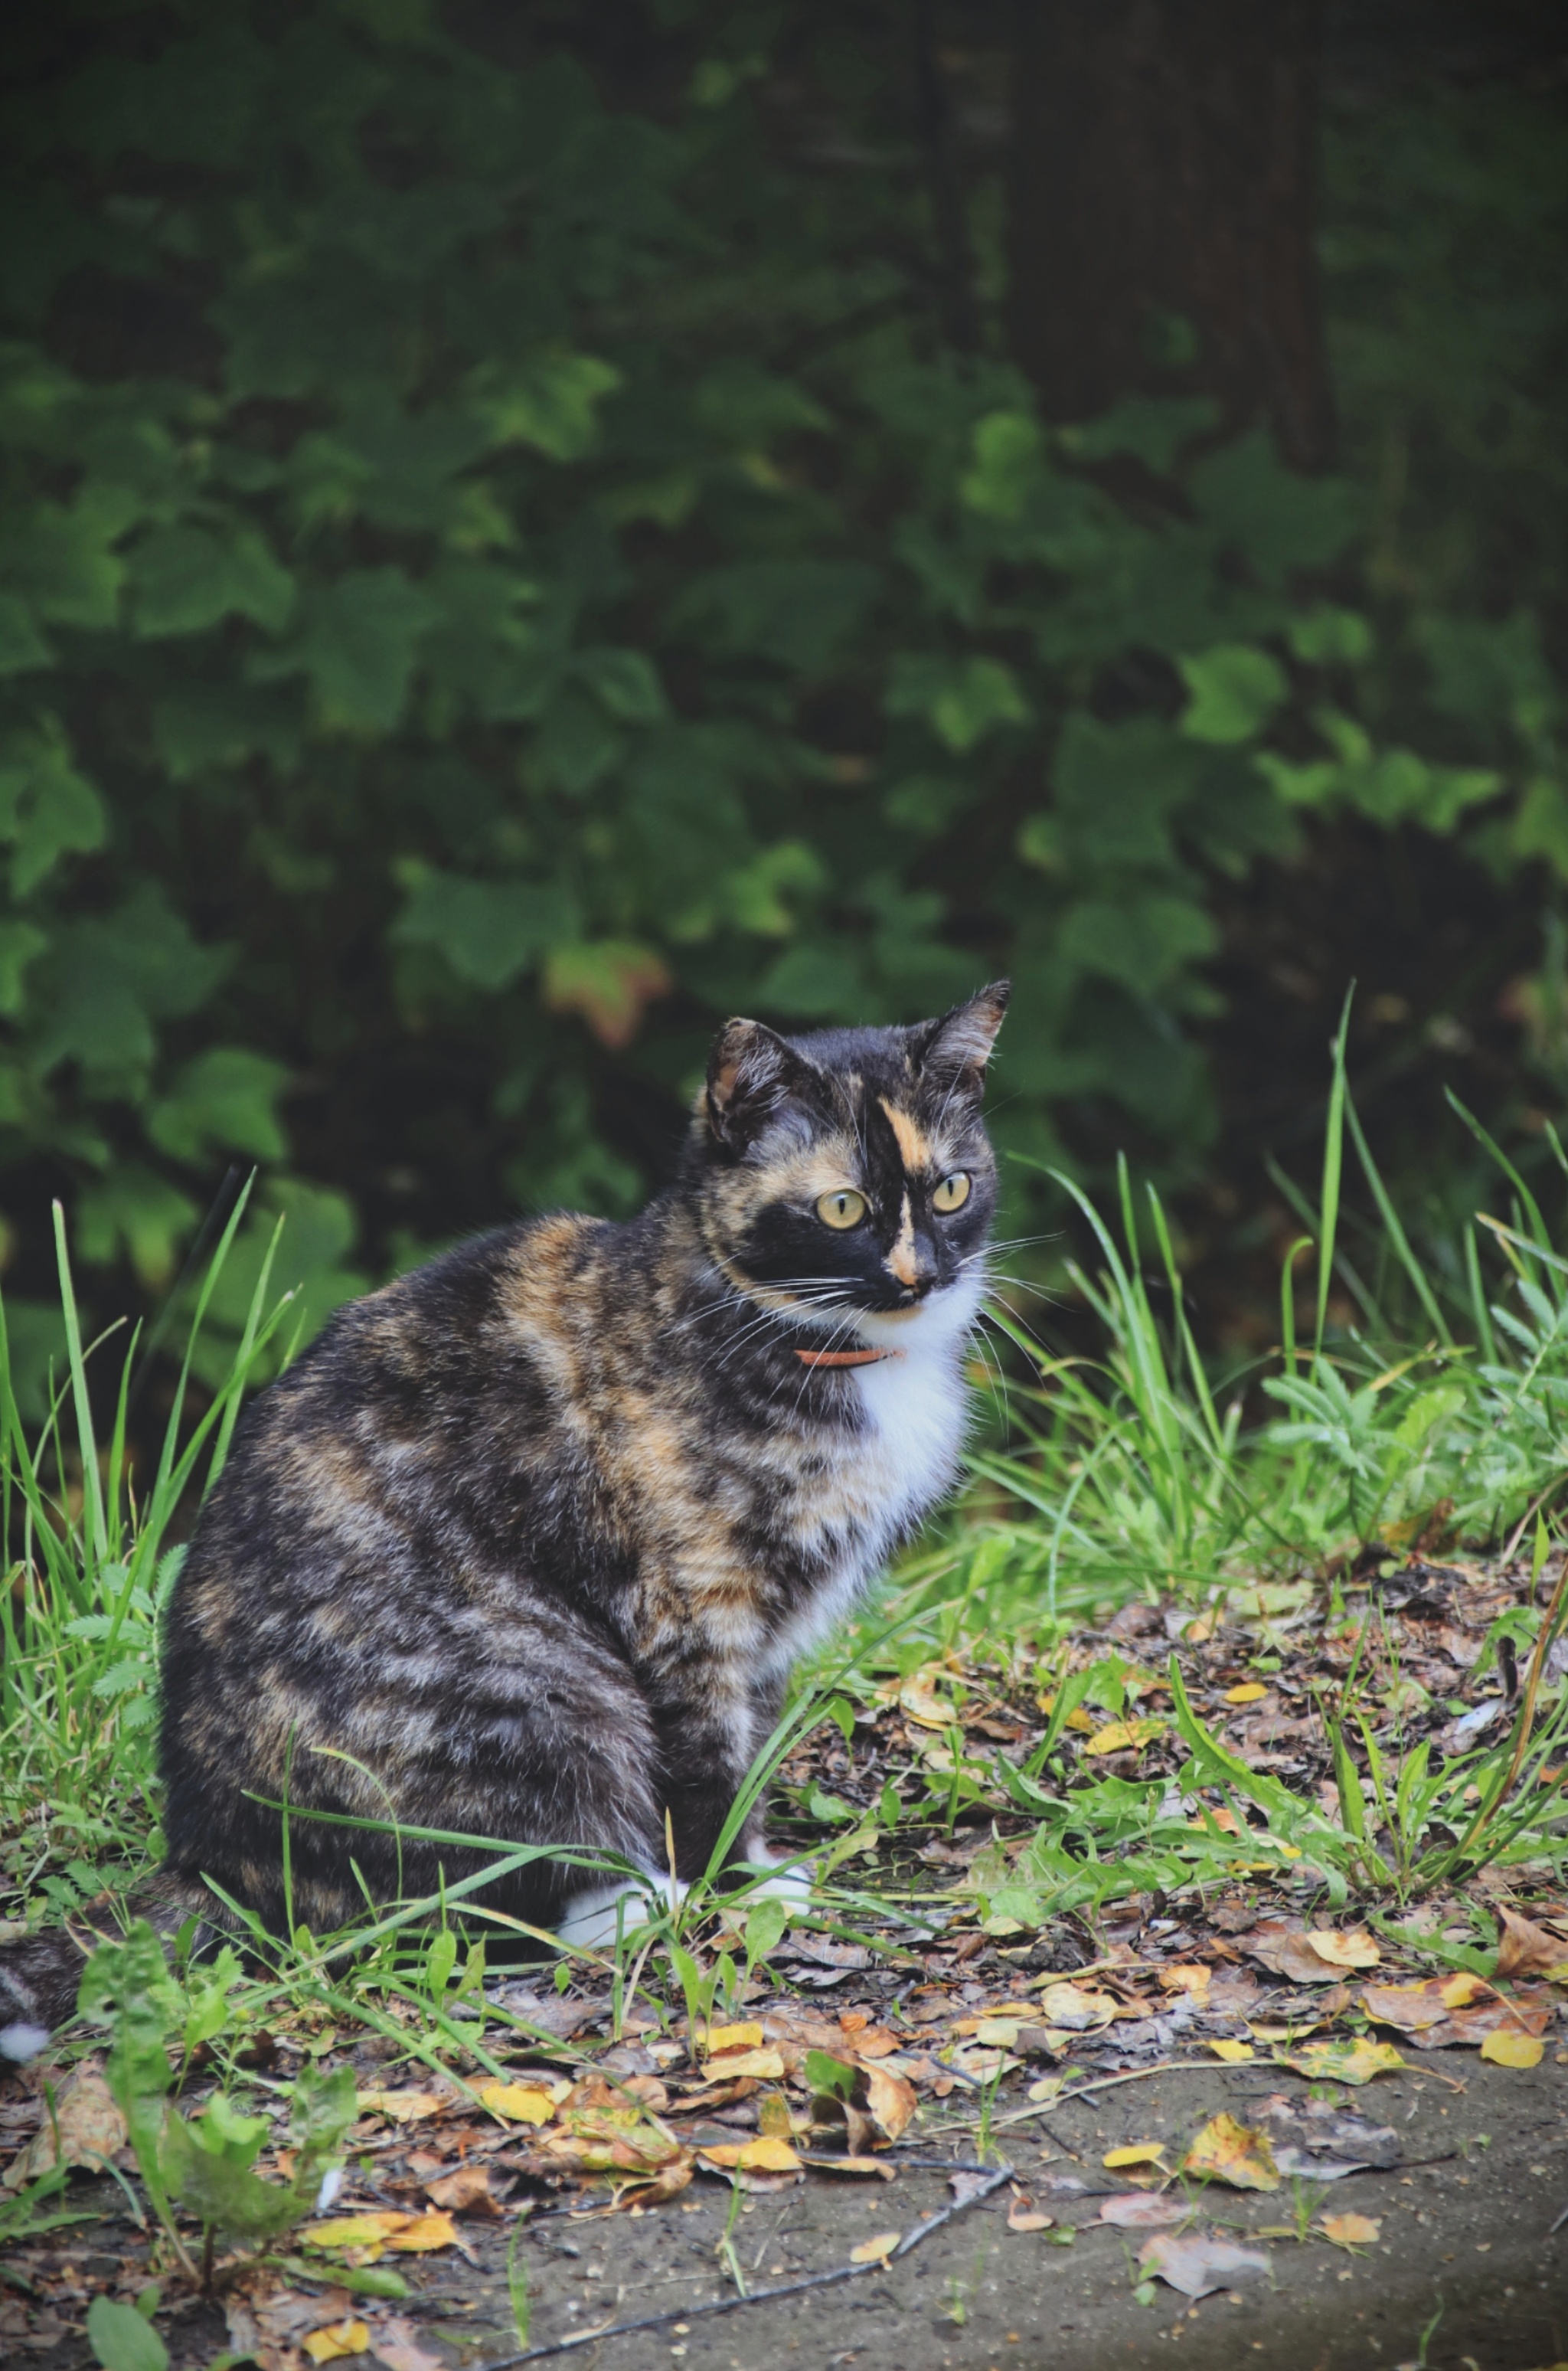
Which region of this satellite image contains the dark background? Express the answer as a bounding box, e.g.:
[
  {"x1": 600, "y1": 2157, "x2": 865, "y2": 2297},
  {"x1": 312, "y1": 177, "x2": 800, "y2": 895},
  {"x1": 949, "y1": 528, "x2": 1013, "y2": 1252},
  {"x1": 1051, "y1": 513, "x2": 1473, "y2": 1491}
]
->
[{"x1": 0, "y1": 0, "x2": 1564, "y2": 1410}]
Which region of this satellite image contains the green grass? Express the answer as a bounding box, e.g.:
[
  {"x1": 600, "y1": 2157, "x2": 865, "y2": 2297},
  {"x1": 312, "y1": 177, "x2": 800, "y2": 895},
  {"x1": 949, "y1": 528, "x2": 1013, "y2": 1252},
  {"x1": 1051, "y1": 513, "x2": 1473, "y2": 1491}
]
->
[{"x1": 2, "y1": 1030, "x2": 1568, "y2": 2269}]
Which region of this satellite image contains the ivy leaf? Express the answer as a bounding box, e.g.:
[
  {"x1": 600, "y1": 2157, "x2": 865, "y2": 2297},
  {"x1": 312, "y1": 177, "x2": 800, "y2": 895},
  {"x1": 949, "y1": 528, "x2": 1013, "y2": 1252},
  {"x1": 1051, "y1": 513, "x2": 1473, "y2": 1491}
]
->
[
  {"x1": 472, "y1": 354, "x2": 622, "y2": 460},
  {"x1": 0, "y1": 592, "x2": 54, "y2": 676},
  {"x1": 0, "y1": 920, "x2": 47, "y2": 1013},
  {"x1": 0, "y1": 720, "x2": 106, "y2": 895},
  {"x1": 267, "y1": 568, "x2": 436, "y2": 733},
  {"x1": 32, "y1": 885, "x2": 230, "y2": 1080},
  {"x1": 1178, "y1": 645, "x2": 1289, "y2": 744},
  {"x1": 75, "y1": 1166, "x2": 200, "y2": 1288},
  {"x1": 130, "y1": 525, "x2": 296, "y2": 637},
  {"x1": 887, "y1": 653, "x2": 1033, "y2": 753},
  {"x1": 146, "y1": 1048, "x2": 292, "y2": 1164},
  {"x1": 393, "y1": 867, "x2": 574, "y2": 992}
]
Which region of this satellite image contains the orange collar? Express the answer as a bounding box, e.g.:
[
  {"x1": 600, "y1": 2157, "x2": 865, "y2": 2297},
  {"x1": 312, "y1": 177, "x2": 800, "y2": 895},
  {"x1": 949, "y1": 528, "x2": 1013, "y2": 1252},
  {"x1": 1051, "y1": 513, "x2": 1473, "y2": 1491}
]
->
[{"x1": 794, "y1": 1345, "x2": 902, "y2": 1369}]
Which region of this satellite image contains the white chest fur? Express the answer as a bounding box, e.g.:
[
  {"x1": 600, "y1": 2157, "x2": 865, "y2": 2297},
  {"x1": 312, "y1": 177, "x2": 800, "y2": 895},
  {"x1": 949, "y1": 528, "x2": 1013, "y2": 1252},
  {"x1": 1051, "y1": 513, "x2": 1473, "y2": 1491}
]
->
[{"x1": 757, "y1": 1279, "x2": 978, "y2": 1679}]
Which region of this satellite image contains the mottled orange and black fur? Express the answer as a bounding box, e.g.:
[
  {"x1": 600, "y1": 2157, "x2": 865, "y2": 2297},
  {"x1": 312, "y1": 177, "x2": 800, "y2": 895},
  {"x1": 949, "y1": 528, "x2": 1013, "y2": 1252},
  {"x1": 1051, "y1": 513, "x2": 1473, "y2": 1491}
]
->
[{"x1": 1, "y1": 986, "x2": 1006, "y2": 2044}]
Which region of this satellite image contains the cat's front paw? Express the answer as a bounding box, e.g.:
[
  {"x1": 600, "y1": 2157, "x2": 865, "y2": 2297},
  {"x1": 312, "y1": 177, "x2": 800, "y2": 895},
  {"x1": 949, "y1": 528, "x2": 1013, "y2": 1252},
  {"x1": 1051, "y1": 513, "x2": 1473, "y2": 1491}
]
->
[{"x1": 555, "y1": 1868, "x2": 685, "y2": 1951}]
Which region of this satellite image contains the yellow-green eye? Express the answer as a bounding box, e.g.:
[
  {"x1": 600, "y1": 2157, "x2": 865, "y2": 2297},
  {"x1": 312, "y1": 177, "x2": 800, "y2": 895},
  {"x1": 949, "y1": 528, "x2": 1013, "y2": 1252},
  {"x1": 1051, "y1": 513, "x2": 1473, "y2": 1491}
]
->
[
  {"x1": 933, "y1": 1172, "x2": 971, "y2": 1215},
  {"x1": 815, "y1": 1188, "x2": 867, "y2": 1231}
]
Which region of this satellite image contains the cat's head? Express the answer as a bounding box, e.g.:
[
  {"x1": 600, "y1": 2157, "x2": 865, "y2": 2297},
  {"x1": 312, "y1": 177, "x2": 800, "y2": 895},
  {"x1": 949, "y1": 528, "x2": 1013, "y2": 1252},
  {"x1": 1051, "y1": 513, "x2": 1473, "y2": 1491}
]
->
[{"x1": 690, "y1": 983, "x2": 1008, "y2": 1338}]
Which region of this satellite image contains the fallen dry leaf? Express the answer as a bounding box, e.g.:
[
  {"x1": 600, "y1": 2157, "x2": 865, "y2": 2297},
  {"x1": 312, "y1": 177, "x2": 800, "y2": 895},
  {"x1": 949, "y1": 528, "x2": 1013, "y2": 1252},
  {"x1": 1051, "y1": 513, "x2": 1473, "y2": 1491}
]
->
[
  {"x1": 702, "y1": 2047, "x2": 786, "y2": 2080},
  {"x1": 4, "y1": 2061, "x2": 126, "y2": 2189},
  {"x1": 1243, "y1": 1921, "x2": 1351, "y2": 1986},
  {"x1": 1007, "y1": 2193, "x2": 1053, "y2": 2232},
  {"x1": 1138, "y1": 2231, "x2": 1269, "y2": 2299},
  {"x1": 355, "y1": 2089, "x2": 449, "y2": 2125},
  {"x1": 424, "y1": 2164, "x2": 501, "y2": 2218},
  {"x1": 1494, "y1": 1906, "x2": 1568, "y2": 1982},
  {"x1": 697, "y1": 2136, "x2": 802, "y2": 2173},
  {"x1": 1479, "y1": 2029, "x2": 1544, "y2": 2068},
  {"x1": 1361, "y1": 1975, "x2": 1550, "y2": 2049},
  {"x1": 304, "y1": 2212, "x2": 460, "y2": 2258},
  {"x1": 1306, "y1": 1928, "x2": 1380, "y2": 1970},
  {"x1": 1277, "y1": 2039, "x2": 1406, "y2": 2086},
  {"x1": 1034, "y1": 1982, "x2": 1119, "y2": 2030},
  {"x1": 860, "y1": 2062, "x2": 916, "y2": 2144},
  {"x1": 704, "y1": 2022, "x2": 764, "y2": 2052},
  {"x1": 884, "y1": 1665, "x2": 962, "y2": 1729},
  {"x1": 1223, "y1": 1683, "x2": 1268, "y2": 1704},
  {"x1": 1320, "y1": 2212, "x2": 1380, "y2": 2248},
  {"x1": 1156, "y1": 1964, "x2": 1211, "y2": 1997},
  {"x1": 1083, "y1": 1716, "x2": 1166, "y2": 1756},
  {"x1": 368, "y1": 2319, "x2": 446, "y2": 2371},
  {"x1": 476, "y1": 2082, "x2": 556, "y2": 2126},
  {"x1": 302, "y1": 2322, "x2": 370, "y2": 2363},
  {"x1": 799, "y1": 2154, "x2": 895, "y2": 2180},
  {"x1": 1102, "y1": 2142, "x2": 1165, "y2": 2170},
  {"x1": 1099, "y1": 2193, "x2": 1186, "y2": 2229},
  {"x1": 1209, "y1": 2039, "x2": 1254, "y2": 2064},
  {"x1": 849, "y1": 2230, "x2": 900, "y2": 2263},
  {"x1": 1183, "y1": 2112, "x2": 1279, "y2": 2192}
]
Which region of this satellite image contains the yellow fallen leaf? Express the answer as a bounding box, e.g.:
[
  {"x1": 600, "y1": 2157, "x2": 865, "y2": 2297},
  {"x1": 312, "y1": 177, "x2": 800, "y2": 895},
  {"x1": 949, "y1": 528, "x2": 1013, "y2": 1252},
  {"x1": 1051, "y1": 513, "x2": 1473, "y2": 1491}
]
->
[
  {"x1": 1209, "y1": 2039, "x2": 1254, "y2": 2063},
  {"x1": 1027, "y1": 2075, "x2": 1064, "y2": 2104},
  {"x1": 1480, "y1": 2029, "x2": 1544, "y2": 2068},
  {"x1": 1183, "y1": 2112, "x2": 1279, "y2": 2193},
  {"x1": 697, "y1": 2135, "x2": 802, "y2": 2173},
  {"x1": 849, "y1": 2231, "x2": 900, "y2": 2264},
  {"x1": 1035, "y1": 1981, "x2": 1118, "y2": 2030},
  {"x1": 354, "y1": 2089, "x2": 447, "y2": 2124},
  {"x1": 1439, "y1": 1970, "x2": 1490, "y2": 2009},
  {"x1": 303, "y1": 2321, "x2": 371, "y2": 2363},
  {"x1": 1279, "y1": 2038, "x2": 1406, "y2": 2086},
  {"x1": 1306, "y1": 1928, "x2": 1380, "y2": 1970},
  {"x1": 1156, "y1": 1965, "x2": 1210, "y2": 1997},
  {"x1": 1103, "y1": 2143, "x2": 1165, "y2": 2170},
  {"x1": 705, "y1": 2022, "x2": 764, "y2": 2053},
  {"x1": 891, "y1": 1666, "x2": 962, "y2": 1729},
  {"x1": 1083, "y1": 1716, "x2": 1167, "y2": 1756},
  {"x1": 305, "y1": 2214, "x2": 413, "y2": 2251},
  {"x1": 1223, "y1": 1683, "x2": 1268, "y2": 1704},
  {"x1": 703, "y1": 2047, "x2": 786, "y2": 2080},
  {"x1": 477, "y1": 2082, "x2": 557, "y2": 2126},
  {"x1": 1320, "y1": 2213, "x2": 1380, "y2": 2248}
]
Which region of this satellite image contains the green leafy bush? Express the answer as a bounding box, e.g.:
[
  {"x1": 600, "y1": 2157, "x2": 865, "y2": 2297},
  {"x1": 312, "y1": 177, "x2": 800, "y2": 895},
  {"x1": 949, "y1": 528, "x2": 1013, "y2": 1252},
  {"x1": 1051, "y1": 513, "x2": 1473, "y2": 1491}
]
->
[{"x1": 0, "y1": 5, "x2": 1561, "y2": 1381}]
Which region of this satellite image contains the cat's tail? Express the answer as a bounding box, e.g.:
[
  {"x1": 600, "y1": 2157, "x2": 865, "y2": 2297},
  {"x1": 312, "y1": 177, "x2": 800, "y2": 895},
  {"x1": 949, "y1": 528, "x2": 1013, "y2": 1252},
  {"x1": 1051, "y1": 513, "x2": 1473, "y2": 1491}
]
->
[{"x1": 0, "y1": 1870, "x2": 240, "y2": 2065}]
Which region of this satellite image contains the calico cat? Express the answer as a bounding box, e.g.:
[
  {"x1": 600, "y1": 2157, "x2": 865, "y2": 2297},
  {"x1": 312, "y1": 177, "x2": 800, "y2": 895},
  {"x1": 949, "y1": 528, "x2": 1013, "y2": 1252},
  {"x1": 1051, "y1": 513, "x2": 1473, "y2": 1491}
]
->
[{"x1": 0, "y1": 984, "x2": 1006, "y2": 2049}]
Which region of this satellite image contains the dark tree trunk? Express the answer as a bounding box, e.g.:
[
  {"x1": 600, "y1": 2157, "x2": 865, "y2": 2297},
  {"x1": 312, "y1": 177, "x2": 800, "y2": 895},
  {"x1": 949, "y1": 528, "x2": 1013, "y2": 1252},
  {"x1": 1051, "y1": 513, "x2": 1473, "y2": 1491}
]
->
[{"x1": 1007, "y1": 0, "x2": 1335, "y2": 469}]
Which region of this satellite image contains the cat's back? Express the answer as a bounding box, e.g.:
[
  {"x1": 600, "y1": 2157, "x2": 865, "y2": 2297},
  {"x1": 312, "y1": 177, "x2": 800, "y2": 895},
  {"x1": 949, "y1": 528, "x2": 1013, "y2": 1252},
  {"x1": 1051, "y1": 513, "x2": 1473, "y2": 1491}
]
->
[{"x1": 171, "y1": 1212, "x2": 615, "y2": 1624}]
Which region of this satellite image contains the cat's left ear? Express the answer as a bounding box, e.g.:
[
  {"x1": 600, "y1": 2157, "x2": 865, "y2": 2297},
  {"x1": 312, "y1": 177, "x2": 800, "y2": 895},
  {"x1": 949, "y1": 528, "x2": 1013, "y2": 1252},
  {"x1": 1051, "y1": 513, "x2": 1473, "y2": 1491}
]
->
[
  {"x1": 913, "y1": 980, "x2": 1010, "y2": 1097},
  {"x1": 705, "y1": 1017, "x2": 821, "y2": 1151}
]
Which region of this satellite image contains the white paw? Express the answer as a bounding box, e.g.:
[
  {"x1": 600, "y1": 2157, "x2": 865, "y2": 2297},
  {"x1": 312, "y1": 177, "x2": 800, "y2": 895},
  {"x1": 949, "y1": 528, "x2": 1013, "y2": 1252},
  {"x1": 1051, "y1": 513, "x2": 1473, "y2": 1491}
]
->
[
  {"x1": 555, "y1": 1869, "x2": 684, "y2": 1951},
  {"x1": 733, "y1": 1853, "x2": 815, "y2": 1907}
]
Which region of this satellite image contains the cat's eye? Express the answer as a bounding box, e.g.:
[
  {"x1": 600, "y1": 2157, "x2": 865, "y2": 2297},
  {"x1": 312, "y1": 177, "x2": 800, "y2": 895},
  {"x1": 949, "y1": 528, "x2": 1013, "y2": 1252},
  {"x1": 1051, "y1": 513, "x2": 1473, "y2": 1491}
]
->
[
  {"x1": 933, "y1": 1172, "x2": 971, "y2": 1214},
  {"x1": 815, "y1": 1188, "x2": 867, "y2": 1231}
]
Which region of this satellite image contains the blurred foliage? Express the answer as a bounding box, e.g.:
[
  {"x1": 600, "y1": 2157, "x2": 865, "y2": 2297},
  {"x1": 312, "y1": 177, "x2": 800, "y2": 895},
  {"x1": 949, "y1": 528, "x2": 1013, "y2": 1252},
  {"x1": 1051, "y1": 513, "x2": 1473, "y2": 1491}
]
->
[{"x1": 0, "y1": 2, "x2": 1563, "y2": 1398}]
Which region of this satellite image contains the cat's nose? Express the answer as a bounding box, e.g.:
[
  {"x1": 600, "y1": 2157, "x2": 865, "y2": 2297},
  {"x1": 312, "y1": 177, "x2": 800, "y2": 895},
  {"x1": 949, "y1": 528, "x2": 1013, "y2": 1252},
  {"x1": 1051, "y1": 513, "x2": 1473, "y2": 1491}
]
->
[{"x1": 887, "y1": 1235, "x2": 939, "y2": 1298}]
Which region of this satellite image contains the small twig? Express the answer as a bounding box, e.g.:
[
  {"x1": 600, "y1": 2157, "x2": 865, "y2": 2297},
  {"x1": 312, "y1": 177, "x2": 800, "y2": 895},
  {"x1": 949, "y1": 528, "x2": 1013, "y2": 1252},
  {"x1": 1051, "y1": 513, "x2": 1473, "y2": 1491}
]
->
[
  {"x1": 477, "y1": 2161, "x2": 1014, "y2": 2364},
  {"x1": 1549, "y1": 2199, "x2": 1568, "y2": 2237}
]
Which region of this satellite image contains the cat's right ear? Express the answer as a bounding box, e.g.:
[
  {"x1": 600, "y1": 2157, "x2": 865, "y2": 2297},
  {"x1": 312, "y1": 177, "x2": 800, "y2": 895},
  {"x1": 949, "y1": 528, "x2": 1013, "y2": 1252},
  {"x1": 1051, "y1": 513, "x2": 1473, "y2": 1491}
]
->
[{"x1": 705, "y1": 1019, "x2": 817, "y2": 1152}]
